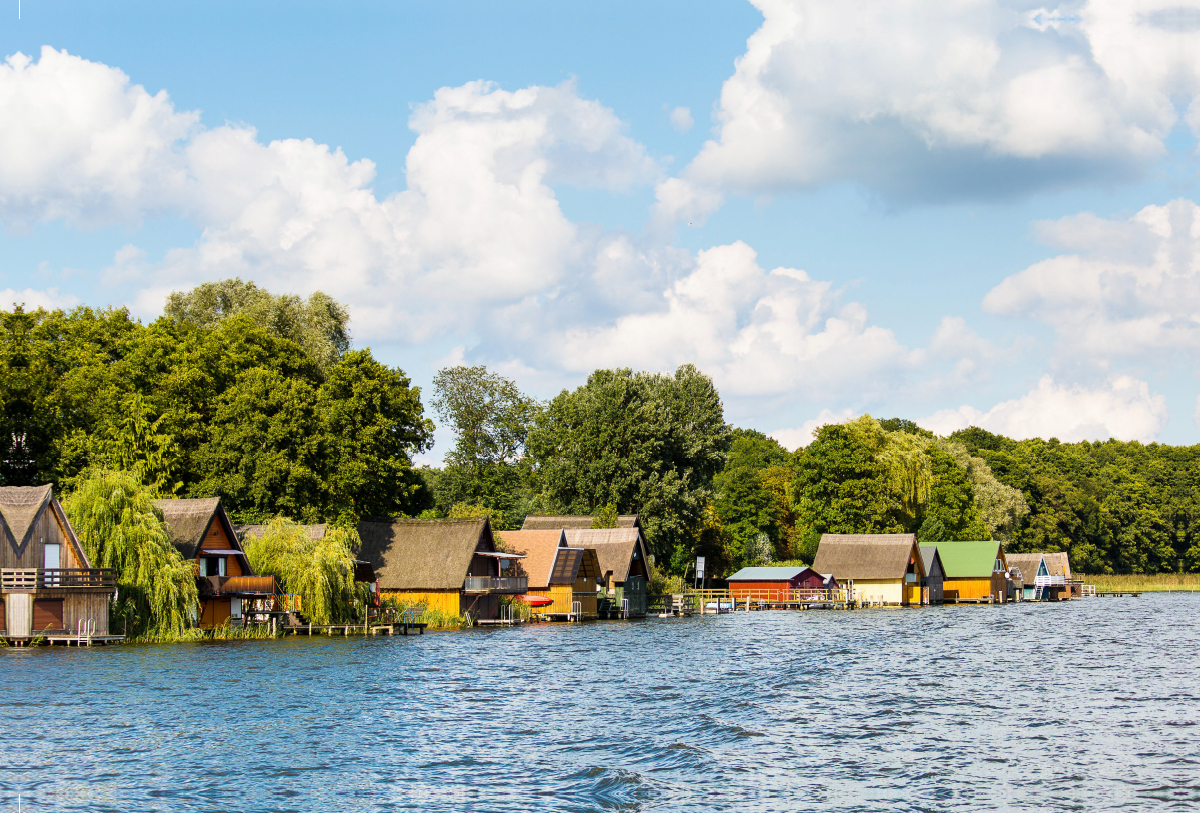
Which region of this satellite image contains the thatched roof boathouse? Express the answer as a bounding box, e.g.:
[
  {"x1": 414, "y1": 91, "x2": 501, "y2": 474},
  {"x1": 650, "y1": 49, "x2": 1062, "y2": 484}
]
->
[
  {"x1": 497, "y1": 529, "x2": 601, "y2": 619},
  {"x1": 156, "y1": 497, "x2": 280, "y2": 628},
  {"x1": 1, "y1": 485, "x2": 116, "y2": 643},
  {"x1": 564, "y1": 527, "x2": 650, "y2": 618},
  {"x1": 357, "y1": 517, "x2": 526, "y2": 622},
  {"x1": 812, "y1": 533, "x2": 925, "y2": 606},
  {"x1": 1006, "y1": 551, "x2": 1073, "y2": 601}
]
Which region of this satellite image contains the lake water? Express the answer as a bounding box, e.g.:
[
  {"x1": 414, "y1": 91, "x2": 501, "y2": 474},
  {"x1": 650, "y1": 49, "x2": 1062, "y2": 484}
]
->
[{"x1": 3, "y1": 594, "x2": 1198, "y2": 812}]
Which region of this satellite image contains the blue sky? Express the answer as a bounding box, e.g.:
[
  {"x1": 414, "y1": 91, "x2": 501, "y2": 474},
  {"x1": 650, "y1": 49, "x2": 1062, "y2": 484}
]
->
[{"x1": 3, "y1": 0, "x2": 1199, "y2": 456}]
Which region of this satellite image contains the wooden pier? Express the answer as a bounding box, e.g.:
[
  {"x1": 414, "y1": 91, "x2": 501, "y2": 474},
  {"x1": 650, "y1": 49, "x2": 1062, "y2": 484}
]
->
[{"x1": 286, "y1": 621, "x2": 427, "y2": 636}]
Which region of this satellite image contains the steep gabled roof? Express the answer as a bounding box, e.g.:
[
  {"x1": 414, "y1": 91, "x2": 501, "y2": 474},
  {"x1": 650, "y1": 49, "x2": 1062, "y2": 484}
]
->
[
  {"x1": 0, "y1": 484, "x2": 54, "y2": 552},
  {"x1": 154, "y1": 498, "x2": 230, "y2": 559},
  {"x1": 1042, "y1": 551, "x2": 1072, "y2": 581},
  {"x1": 812, "y1": 534, "x2": 922, "y2": 580},
  {"x1": 1004, "y1": 553, "x2": 1044, "y2": 583},
  {"x1": 522, "y1": 514, "x2": 641, "y2": 531},
  {"x1": 935, "y1": 540, "x2": 1004, "y2": 579},
  {"x1": 919, "y1": 545, "x2": 944, "y2": 579},
  {"x1": 496, "y1": 529, "x2": 566, "y2": 589},
  {"x1": 358, "y1": 517, "x2": 494, "y2": 591},
  {"x1": 564, "y1": 527, "x2": 647, "y2": 583}
]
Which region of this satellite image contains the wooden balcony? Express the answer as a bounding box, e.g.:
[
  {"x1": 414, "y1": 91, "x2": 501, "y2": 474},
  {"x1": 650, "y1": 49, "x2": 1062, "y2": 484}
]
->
[
  {"x1": 206, "y1": 575, "x2": 280, "y2": 596},
  {"x1": 462, "y1": 576, "x2": 528, "y2": 594},
  {"x1": 1, "y1": 568, "x2": 115, "y2": 592}
]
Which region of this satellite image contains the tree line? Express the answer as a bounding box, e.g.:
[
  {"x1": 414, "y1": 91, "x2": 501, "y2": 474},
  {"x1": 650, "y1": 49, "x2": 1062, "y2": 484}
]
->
[{"x1": 2, "y1": 279, "x2": 1197, "y2": 581}]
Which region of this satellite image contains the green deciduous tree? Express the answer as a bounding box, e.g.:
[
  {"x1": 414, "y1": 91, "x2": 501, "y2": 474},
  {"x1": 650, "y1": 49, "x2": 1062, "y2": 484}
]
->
[
  {"x1": 164, "y1": 279, "x2": 351, "y2": 375},
  {"x1": 529, "y1": 364, "x2": 730, "y2": 570}
]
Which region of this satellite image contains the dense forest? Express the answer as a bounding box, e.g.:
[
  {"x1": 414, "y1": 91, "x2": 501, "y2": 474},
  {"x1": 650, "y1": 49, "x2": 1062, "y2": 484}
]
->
[{"x1": 2, "y1": 280, "x2": 1197, "y2": 576}]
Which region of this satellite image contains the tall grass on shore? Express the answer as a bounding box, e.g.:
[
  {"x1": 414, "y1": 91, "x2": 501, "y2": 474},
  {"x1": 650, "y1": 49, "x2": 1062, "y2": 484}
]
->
[
  {"x1": 126, "y1": 622, "x2": 279, "y2": 644},
  {"x1": 1081, "y1": 573, "x2": 1200, "y2": 592}
]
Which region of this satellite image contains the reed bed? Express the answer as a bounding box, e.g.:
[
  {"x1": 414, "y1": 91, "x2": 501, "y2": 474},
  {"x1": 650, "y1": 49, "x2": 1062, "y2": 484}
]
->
[{"x1": 1081, "y1": 573, "x2": 1200, "y2": 592}]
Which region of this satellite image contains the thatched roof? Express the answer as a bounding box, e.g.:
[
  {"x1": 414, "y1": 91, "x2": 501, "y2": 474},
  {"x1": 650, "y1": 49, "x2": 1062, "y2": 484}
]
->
[
  {"x1": 234, "y1": 524, "x2": 327, "y2": 542},
  {"x1": 522, "y1": 514, "x2": 641, "y2": 531},
  {"x1": 812, "y1": 534, "x2": 921, "y2": 580},
  {"x1": 936, "y1": 540, "x2": 1003, "y2": 579},
  {"x1": 0, "y1": 484, "x2": 53, "y2": 552},
  {"x1": 1005, "y1": 553, "x2": 1043, "y2": 582},
  {"x1": 358, "y1": 517, "x2": 494, "y2": 591},
  {"x1": 564, "y1": 528, "x2": 647, "y2": 583},
  {"x1": 154, "y1": 497, "x2": 235, "y2": 560},
  {"x1": 495, "y1": 530, "x2": 566, "y2": 589},
  {"x1": 1043, "y1": 551, "x2": 1072, "y2": 580}
]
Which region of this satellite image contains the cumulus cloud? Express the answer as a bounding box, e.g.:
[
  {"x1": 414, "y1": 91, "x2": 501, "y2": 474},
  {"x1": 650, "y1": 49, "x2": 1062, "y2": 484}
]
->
[
  {"x1": 984, "y1": 199, "x2": 1200, "y2": 359},
  {"x1": 546, "y1": 241, "x2": 921, "y2": 398},
  {"x1": 681, "y1": 0, "x2": 1194, "y2": 202},
  {"x1": 0, "y1": 47, "x2": 196, "y2": 226},
  {"x1": 918, "y1": 375, "x2": 1169, "y2": 442}
]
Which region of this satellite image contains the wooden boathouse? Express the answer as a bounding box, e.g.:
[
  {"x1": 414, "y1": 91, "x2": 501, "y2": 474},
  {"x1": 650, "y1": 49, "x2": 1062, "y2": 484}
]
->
[
  {"x1": 357, "y1": 517, "x2": 527, "y2": 622},
  {"x1": 1006, "y1": 551, "x2": 1073, "y2": 600},
  {"x1": 726, "y1": 566, "x2": 838, "y2": 603},
  {"x1": 812, "y1": 534, "x2": 925, "y2": 606},
  {"x1": 157, "y1": 497, "x2": 284, "y2": 628},
  {"x1": 919, "y1": 545, "x2": 945, "y2": 605},
  {"x1": 935, "y1": 540, "x2": 1008, "y2": 603},
  {"x1": 1, "y1": 485, "x2": 117, "y2": 644},
  {"x1": 497, "y1": 529, "x2": 601, "y2": 619},
  {"x1": 564, "y1": 527, "x2": 650, "y2": 618}
]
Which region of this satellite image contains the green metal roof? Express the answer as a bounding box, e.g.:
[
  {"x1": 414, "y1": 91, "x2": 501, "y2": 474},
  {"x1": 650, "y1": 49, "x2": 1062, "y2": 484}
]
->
[
  {"x1": 933, "y1": 540, "x2": 1001, "y2": 578},
  {"x1": 726, "y1": 566, "x2": 809, "y2": 581}
]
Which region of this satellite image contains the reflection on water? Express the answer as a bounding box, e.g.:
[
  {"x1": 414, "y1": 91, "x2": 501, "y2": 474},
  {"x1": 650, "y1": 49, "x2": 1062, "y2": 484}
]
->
[{"x1": 3, "y1": 595, "x2": 1198, "y2": 812}]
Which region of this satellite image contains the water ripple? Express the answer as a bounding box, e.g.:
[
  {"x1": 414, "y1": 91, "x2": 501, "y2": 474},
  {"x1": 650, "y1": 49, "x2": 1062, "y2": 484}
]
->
[{"x1": 2, "y1": 595, "x2": 1198, "y2": 811}]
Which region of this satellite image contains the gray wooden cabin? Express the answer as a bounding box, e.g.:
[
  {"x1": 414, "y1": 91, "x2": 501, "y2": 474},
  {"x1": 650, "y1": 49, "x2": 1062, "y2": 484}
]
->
[
  {"x1": 919, "y1": 544, "x2": 945, "y2": 605},
  {"x1": 0, "y1": 485, "x2": 114, "y2": 642}
]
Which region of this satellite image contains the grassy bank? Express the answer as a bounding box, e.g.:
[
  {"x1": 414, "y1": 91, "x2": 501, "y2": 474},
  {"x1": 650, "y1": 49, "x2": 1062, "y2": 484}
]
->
[{"x1": 1081, "y1": 573, "x2": 1200, "y2": 592}]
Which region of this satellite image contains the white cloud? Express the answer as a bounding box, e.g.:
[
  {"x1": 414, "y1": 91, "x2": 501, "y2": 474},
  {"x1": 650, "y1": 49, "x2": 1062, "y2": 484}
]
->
[
  {"x1": 918, "y1": 375, "x2": 1169, "y2": 442},
  {"x1": 669, "y1": 106, "x2": 694, "y2": 133},
  {"x1": 771, "y1": 408, "x2": 855, "y2": 450},
  {"x1": 0, "y1": 47, "x2": 196, "y2": 226},
  {"x1": 983, "y1": 199, "x2": 1200, "y2": 359},
  {"x1": 0, "y1": 286, "x2": 80, "y2": 311},
  {"x1": 546, "y1": 241, "x2": 919, "y2": 398},
  {"x1": 682, "y1": 0, "x2": 1192, "y2": 201}
]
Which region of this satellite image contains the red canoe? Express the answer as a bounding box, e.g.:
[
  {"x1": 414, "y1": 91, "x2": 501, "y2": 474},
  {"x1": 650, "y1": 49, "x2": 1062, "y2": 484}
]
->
[{"x1": 518, "y1": 595, "x2": 554, "y2": 607}]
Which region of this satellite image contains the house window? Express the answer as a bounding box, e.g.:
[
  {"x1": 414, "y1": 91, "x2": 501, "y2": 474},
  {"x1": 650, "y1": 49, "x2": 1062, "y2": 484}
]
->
[
  {"x1": 230, "y1": 599, "x2": 242, "y2": 619},
  {"x1": 43, "y1": 542, "x2": 60, "y2": 570},
  {"x1": 203, "y1": 558, "x2": 226, "y2": 577},
  {"x1": 994, "y1": 558, "x2": 1004, "y2": 574}
]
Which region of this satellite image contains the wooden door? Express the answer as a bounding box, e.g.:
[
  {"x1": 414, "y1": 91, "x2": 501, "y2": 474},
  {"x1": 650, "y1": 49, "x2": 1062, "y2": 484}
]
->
[{"x1": 33, "y1": 599, "x2": 64, "y2": 631}]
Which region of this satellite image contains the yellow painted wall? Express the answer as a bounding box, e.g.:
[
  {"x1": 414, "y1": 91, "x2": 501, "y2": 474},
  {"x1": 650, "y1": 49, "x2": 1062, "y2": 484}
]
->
[
  {"x1": 529, "y1": 585, "x2": 576, "y2": 615},
  {"x1": 381, "y1": 590, "x2": 460, "y2": 616},
  {"x1": 943, "y1": 578, "x2": 994, "y2": 601},
  {"x1": 851, "y1": 579, "x2": 906, "y2": 605}
]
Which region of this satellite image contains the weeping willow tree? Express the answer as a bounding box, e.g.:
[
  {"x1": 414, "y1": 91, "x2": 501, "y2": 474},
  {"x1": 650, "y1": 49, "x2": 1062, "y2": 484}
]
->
[
  {"x1": 63, "y1": 469, "x2": 198, "y2": 637},
  {"x1": 844, "y1": 415, "x2": 932, "y2": 524},
  {"x1": 243, "y1": 518, "x2": 361, "y2": 624}
]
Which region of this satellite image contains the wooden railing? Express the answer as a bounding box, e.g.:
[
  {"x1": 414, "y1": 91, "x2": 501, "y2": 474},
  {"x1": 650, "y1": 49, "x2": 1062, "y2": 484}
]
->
[
  {"x1": 725, "y1": 587, "x2": 850, "y2": 603},
  {"x1": 463, "y1": 576, "x2": 528, "y2": 593},
  {"x1": 1, "y1": 568, "x2": 115, "y2": 591}
]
